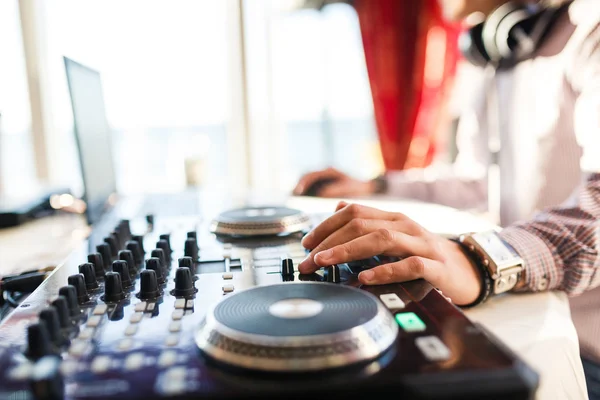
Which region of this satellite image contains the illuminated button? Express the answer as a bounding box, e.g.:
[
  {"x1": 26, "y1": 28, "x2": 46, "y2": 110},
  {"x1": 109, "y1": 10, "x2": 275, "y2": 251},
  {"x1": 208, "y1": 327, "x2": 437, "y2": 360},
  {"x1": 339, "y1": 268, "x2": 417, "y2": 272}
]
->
[
  {"x1": 130, "y1": 312, "x2": 143, "y2": 323},
  {"x1": 165, "y1": 334, "x2": 179, "y2": 347},
  {"x1": 91, "y1": 355, "x2": 112, "y2": 374},
  {"x1": 168, "y1": 321, "x2": 182, "y2": 333},
  {"x1": 172, "y1": 310, "x2": 184, "y2": 320},
  {"x1": 124, "y1": 352, "x2": 145, "y2": 371},
  {"x1": 92, "y1": 304, "x2": 108, "y2": 315},
  {"x1": 78, "y1": 328, "x2": 95, "y2": 340},
  {"x1": 86, "y1": 315, "x2": 102, "y2": 328},
  {"x1": 69, "y1": 341, "x2": 89, "y2": 357},
  {"x1": 395, "y1": 312, "x2": 426, "y2": 332},
  {"x1": 185, "y1": 300, "x2": 194, "y2": 309},
  {"x1": 134, "y1": 302, "x2": 147, "y2": 312},
  {"x1": 158, "y1": 350, "x2": 178, "y2": 367},
  {"x1": 222, "y1": 273, "x2": 233, "y2": 280},
  {"x1": 8, "y1": 363, "x2": 32, "y2": 380},
  {"x1": 165, "y1": 366, "x2": 187, "y2": 381},
  {"x1": 60, "y1": 360, "x2": 78, "y2": 376},
  {"x1": 163, "y1": 380, "x2": 186, "y2": 395},
  {"x1": 118, "y1": 338, "x2": 134, "y2": 351},
  {"x1": 415, "y1": 336, "x2": 451, "y2": 362},
  {"x1": 379, "y1": 293, "x2": 405, "y2": 310},
  {"x1": 174, "y1": 299, "x2": 186, "y2": 309},
  {"x1": 222, "y1": 284, "x2": 234, "y2": 293},
  {"x1": 146, "y1": 303, "x2": 156, "y2": 311},
  {"x1": 124, "y1": 325, "x2": 138, "y2": 336}
]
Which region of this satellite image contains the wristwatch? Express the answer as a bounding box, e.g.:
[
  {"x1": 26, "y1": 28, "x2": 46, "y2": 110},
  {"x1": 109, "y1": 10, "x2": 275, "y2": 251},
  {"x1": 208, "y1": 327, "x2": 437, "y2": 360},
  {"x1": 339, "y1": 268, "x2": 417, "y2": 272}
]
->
[
  {"x1": 458, "y1": 231, "x2": 524, "y2": 296},
  {"x1": 371, "y1": 174, "x2": 388, "y2": 194}
]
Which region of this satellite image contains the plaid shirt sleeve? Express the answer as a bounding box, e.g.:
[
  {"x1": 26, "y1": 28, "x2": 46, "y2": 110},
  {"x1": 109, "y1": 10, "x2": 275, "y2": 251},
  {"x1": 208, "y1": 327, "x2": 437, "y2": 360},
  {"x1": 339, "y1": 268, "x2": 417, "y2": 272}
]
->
[{"x1": 499, "y1": 173, "x2": 600, "y2": 296}]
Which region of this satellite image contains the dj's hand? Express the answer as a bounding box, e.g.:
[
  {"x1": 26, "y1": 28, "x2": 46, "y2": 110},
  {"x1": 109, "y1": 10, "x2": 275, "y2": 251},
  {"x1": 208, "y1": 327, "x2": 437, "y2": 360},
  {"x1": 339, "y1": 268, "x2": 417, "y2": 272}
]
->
[
  {"x1": 293, "y1": 168, "x2": 375, "y2": 198},
  {"x1": 298, "y1": 202, "x2": 482, "y2": 306}
]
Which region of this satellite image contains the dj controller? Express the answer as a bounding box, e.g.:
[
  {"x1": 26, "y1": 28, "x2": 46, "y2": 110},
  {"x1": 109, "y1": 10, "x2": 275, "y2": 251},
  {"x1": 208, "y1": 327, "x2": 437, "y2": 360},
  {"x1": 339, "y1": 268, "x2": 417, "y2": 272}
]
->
[{"x1": 0, "y1": 204, "x2": 538, "y2": 399}]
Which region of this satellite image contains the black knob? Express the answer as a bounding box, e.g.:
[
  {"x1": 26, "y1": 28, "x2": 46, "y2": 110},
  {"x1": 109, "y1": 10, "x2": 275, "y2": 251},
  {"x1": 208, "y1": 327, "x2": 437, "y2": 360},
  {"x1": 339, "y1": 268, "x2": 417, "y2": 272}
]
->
[
  {"x1": 119, "y1": 219, "x2": 132, "y2": 240},
  {"x1": 132, "y1": 234, "x2": 146, "y2": 254},
  {"x1": 104, "y1": 235, "x2": 119, "y2": 257},
  {"x1": 187, "y1": 231, "x2": 197, "y2": 240},
  {"x1": 96, "y1": 243, "x2": 112, "y2": 268},
  {"x1": 157, "y1": 239, "x2": 171, "y2": 264},
  {"x1": 146, "y1": 214, "x2": 155, "y2": 226},
  {"x1": 145, "y1": 258, "x2": 165, "y2": 284},
  {"x1": 50, "y1": 296, "x2": 71, "y2": 329},
  {"x1": 118, "y1": 249, "x2": 137, "y2": 276},
  {"x1": 178, "y1": 256, "x2": 195, "y2": 274},
  {"x1": 325, "y1": 265, "x2": 341, "y2": 283},
  {"x1": 30, "y1": 356, "x2": 65, "y2": 400},
  {"x1": 125, "y1": 240, "x2": 143, "y2": 264},
  {"x1": 112, "y1": 260, "x2": 132, "y2": 287},
  {"x1": 67, "y1": 274, "x2": 89, "y2": 303},
  {"x1": 159, "y1": 234, "x2": 172, "y2": 252},
  {"x1": 26, "y1": 322, "x2": 53, "y2": 360},
  {"x1": 139, "y1": 270, "x2": 160, "y2": 299},
  {"x1": 103, "y1": 272, "x2": 126, "y2": 303},
  {"x1": 281, "y1": 258, "x2": 294, "y2": 276},
  {"x1": 184, "y1": 238, "x2": 199, "y2": 261},
  {"x1": 172, "y1": 267, "x2": 196, "y2": 297},
  {"x1": 78, "y1": 263, "x2": 98, "y2": 290},
  {"x1": 151, "y1": 248, "x2": 167, "y2": 270},
  {"x1": 39, "y1": 307, "x2": 66, "y2": 347},
  {"x1": 58, "y1": 286, "x2": 81, "y2": 317},
  {"x1": 87, "y1": 253, "x2": 105, "y2": 279},
  {"x1": 113, "y1": 228, "x2": 124, "y2": 249}
]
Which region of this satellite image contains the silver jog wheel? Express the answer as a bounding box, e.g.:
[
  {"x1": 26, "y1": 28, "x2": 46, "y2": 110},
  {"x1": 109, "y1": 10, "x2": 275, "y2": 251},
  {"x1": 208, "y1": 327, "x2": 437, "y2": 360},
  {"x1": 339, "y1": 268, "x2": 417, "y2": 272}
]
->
[
  {"x1": 195, "y1": 283, "x2": 399, "y2": 372},
  {"x1": 209, "y1": 206, "x2": 311, "y2": 237}
]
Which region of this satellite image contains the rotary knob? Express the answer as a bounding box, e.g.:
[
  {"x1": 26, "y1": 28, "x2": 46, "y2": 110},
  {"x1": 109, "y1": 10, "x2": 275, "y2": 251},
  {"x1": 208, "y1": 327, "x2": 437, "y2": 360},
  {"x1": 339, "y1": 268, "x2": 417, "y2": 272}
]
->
[
  {"x1": 184, "y1": 238, "x2": 199, "y2": 261},
  {"x1": 156, "y1": 239, "x2": 171, "y2": 265},
  {"x1": 119, "y1": 219, "x2": 132, "y2": 240},
  {"x1": 172, "y1": 267, "x2": 196, "y2": 297},
  {"x1": 178, "y1": 256, "x2": 195, "y2": 274},
  {"x1": 87, "y1": 253, "x2": 105, "y2": 279},
  {"x1": 38, "y1": 307, "x2": 66, "y2": 347},
  {"x1": 58, "y1": 286, "x2": 81, "y2": 318},
  {"x1": 325, "y1": 265, "x2": 341, "y2": 283},
  {"x1": 67, "y1": 274, "x2": 89, "y2": 303},
  {"x1": 159, "y1": 234, "x2": 172, "y2": 251},
  {"x1": 30, "y1": 356, "x2": 65, "y2": 400},
  {"x1": 78, "y1": 263, "x2": 98, "y2": 290},
  {"x1": 131, "y1": 234, "x2": 146, "y2": 254},
  {"x1": 50, "y1": 296, "x2": 71, "y2": 330},
  {"x1": 145, "y1": 257, "x2": 165, "y2": 284},
  {"x1": 125, "y1": 240, "x2": 143, "y2": 264},
  {"x1": 138, "y1": 270, "x2": 160, "y2": 299},
  {"x1": 281, "y1": 258, "x2": 294, "y2": 276},
  {"x1": 103, "y1": 272, "x2": 126, "y2": 303},
  {"x1": 96, "y1": 243, "x2": 112, "y2": 268},
  {"x1": 112, "y1": 260, "x2": 133, "y2": 288},
  {"x1": 151, "y1": 248, "x2": 167, "y2": 271},
  {"x1": 103, "y1": 235, "x2": 119, "y2": 257},
  {"x1": 118, "y1": 250, "x2": 137, "y2": 276},
  {"x1": 25, "y1": 322, "x2": 53, "y2": 360}
]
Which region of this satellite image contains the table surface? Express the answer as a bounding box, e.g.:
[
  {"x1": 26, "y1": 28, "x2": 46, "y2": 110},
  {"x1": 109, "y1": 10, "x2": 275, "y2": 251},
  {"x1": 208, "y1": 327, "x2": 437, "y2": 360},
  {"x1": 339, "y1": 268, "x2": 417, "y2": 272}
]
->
[{"x1": 0, "y1": 195, "x2": 588, "y2": 399}]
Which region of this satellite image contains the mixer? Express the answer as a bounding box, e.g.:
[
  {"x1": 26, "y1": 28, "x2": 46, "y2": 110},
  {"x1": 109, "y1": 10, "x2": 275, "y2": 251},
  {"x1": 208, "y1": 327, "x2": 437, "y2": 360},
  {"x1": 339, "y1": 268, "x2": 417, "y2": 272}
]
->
[{"x1": 0, "y1": 205, "x2": 538, "y2": 399}]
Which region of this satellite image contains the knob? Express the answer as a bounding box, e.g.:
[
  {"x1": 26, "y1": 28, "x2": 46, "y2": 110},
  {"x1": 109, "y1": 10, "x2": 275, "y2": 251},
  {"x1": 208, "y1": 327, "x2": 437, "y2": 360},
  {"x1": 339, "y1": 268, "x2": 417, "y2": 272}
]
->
[
  {"x1": 281, "y1": 258, "x2": 294, "y2": 276},
  {"x1": 78, "y1": 263, "x2": 98, "y2": 290},
  {"x1": 119, "y1": 219, "x2": 132, "y2": 240},
  {"x1": 25, "y1": 322, "x2": 53, "y2": 360},
  {"x1": 30, "y1": 356, "x2": 65, "y2": 400},
  {"x1": 103, "y1": 272, "x2": 126, "y2": 303},
  {"x1": 87, "y1": 253, "x2": 105, "y2": 279},
  {"x1": 146, "y1": 214, "x2": 155, "y2": 227},
  {"x1": 113, "y1": 228, "x2": 124, "y2": 249},
  {"x1": 172, "y1": 267, "x2": 195, "y2": 297},
  {"x1": 67, "y1": 274, "x2": 89, "y2": 303},
  {"x1": 118, "y1": 249, "x2": 137, "y2": 276},
  {"x1": 125, "y1": 240, "x2": 143, "y2": 264},
  {"x1": 156, "y1": 239, "x2": 171, "y2": 265},
  {"x1": 96, "y1": 243, "x2": 112, "y2": 268},
  {"x1": 39, "y1": 307, "x2": 66, "y2": 347},
  {"x1": 112, "y1": 260, "x2": 132, "y2": 287},
  {"x1": 104, "y1": 235, "x2": 119, "y2": 258},
  {"x1": 178, "y1": 256, "x2": 195, "y2": 274},
  {"x1": 151, "y1": 248, "x2": 167, "y2": 271},
  {"x1": 145, "y1": 258, "x2": 165, "y2": 284},
  {"x1": 184, "y1": 238, "x2": 199, "y2": 261},
  {"x1": 132, "y1": 234, "x2": 146, "y2": 254},
  {"x1": 325, "y1": 265, "x2": 341, "y2": 283},
  {"x1": 58, "y1": 286, "x2": 81, "y2": 317},
  {"x1": 159, "y1": 234, "x2": 172, "y2": 252},
  {"x1": 50, "y1": 296, "x2": 71, "y2": 329},
  {"x1": 138, "y1": 270, "x2": 160, "y2": 299},
  {"x1": 187, "y1": 231, "x2": 197, "y2": 240}
]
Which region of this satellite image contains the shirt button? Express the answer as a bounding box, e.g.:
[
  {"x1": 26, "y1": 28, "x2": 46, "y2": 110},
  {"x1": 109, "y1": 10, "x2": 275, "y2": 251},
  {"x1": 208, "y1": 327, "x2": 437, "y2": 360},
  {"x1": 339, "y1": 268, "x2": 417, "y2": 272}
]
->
[{"x1": 537, "y1": 278, "x2": 548, "y2": 291}]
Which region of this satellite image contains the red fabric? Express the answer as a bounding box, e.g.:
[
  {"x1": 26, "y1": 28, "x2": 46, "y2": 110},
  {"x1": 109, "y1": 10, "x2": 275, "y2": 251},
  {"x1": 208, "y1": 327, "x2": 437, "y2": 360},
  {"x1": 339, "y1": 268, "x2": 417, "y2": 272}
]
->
[{"x1": 354, "y1": 0, "x2": 461, "y2": 170}]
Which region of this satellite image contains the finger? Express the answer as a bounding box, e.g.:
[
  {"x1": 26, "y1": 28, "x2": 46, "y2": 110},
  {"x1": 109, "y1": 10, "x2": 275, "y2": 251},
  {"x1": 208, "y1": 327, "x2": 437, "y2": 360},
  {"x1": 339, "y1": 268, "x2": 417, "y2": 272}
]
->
[
  {"x1": 335, "y1": 201, "x2": 348, "y2": 212},
  {"x1": 293, "y1": 168, "x2": 339, "y2": 195},
  {"x1": 318, "y1": 182, "x2": 354, "y2": 198},
  {"x1": 301, "y1": 203, "x2": 397, "y2": 250},
  {"x1": 358, "y1": 256, "x2": 442, "y2": 286}
]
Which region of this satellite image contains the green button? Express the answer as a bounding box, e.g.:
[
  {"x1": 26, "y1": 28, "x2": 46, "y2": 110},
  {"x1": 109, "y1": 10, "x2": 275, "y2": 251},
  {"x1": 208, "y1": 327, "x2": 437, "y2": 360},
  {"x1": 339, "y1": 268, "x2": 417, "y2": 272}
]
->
[{"x1": 395, "y1": 312, "x2": 426, "y2": 332}]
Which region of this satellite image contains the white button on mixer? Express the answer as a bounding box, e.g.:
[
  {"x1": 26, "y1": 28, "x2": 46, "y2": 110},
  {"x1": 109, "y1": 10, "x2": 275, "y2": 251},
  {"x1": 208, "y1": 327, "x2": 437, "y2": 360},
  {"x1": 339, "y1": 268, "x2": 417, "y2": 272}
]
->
[
  {"x1": 379, "y1": 293, "x2": 405, "y2": 310},
  {"x1": 86, "y1": 315, "x2": 102, "y2": 328},
  {"x1": 186, "y1": 300, "x2": 194, "y2": 309},
  {"x1": 222, "y1": 272, "x2": 233, "y2": 280},
  {"x1": 69, "y1": 341, "x2": 89, "y2": 357},
  {"x1": 169, "y1": 321, "x2": 182, "y2": 333},
  {"x1": 165, "y1": 334, "x2": 179, "y2": 347},
  {"x1": 8, "y1": 363, "x2": 32, "y2": 381},
  {"x1": 129, "y1": 312, "x2": 144, "y2": 323},
  {"x1": 158, "y1": 350, "x2": 178, "y2": 367},
  {"x1": 124, "y1": 325, "x2": 138, "y2": 336},
  {"x1": 415, "y1": 336, "x2": 451, "y2": 362},
  {"x1": 91, "y1": 356, "x2": 112, "y2": 374},
  {"x1": 118, "y1": 338, "x2": 134, "y2": 351},
  {"x1": 174, "y1": 299, "x2": 186, "y2": 309},
  {"x1": 78, "y1": 328, "x2": 95, "y2": 340},
  {"x1": 92, "y1": 304, "x2": 108, "y2": 315},
  {"x1": 146, "y1": 303, "x2": 156, "y2": 311},
  {"x1": 134, "y1": 302, "x2": 147, "y2": 312},
  {"x1": 172, "y1": 309, "x2": 184, "y2": 320},
  {"x1": 124, "y1": 352, "x2": 145, "y2": 371},
  {"x1": 222, "y1": 284, "x2": 234, "y2": 293}
]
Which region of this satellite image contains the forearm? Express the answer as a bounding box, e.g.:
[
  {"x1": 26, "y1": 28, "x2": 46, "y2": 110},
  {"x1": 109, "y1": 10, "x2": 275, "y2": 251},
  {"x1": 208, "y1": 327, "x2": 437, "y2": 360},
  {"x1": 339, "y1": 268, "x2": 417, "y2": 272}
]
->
[{"x1": 499, "y1": 173, "x2": 600, "y2": 296}]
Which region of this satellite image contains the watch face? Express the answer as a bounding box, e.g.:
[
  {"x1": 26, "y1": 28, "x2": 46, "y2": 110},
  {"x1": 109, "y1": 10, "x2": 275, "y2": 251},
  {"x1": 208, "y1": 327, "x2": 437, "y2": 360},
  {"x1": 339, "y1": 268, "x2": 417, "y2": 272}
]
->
[{"x1": 472, "y1": 232, "x2": 518, "y2": 262}]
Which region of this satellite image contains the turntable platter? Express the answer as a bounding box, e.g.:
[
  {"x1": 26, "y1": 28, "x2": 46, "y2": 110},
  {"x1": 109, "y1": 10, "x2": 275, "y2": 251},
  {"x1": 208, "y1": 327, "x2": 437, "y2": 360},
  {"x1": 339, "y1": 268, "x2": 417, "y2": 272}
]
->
[
  {"x1": 209, "y1": 206, "x2": 311, "y2": 237},
  {"x1": 195, "y1": 283, "x2": 398, "y2": 372}
]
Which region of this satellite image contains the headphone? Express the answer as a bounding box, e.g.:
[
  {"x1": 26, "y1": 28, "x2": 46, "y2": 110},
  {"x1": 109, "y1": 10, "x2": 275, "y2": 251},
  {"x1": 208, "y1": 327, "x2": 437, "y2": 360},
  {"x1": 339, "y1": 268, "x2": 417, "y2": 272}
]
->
[{"x1": 459, "y1": 1, "x2": 570, "y2": 70}]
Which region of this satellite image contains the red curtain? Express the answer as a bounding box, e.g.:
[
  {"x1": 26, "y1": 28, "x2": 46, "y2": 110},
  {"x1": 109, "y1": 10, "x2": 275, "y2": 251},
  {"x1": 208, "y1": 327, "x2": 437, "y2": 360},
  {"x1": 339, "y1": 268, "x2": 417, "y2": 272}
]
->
[{"x1": 354, "y1": 0, "x2": 461, "y2": 170}]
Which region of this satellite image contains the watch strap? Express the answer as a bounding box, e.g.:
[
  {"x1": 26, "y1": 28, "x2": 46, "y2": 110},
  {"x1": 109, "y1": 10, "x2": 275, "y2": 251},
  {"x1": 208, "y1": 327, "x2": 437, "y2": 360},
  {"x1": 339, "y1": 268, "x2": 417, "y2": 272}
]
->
[{"x1": 449, "y1": 238, "x2": 493, "y2": 308}]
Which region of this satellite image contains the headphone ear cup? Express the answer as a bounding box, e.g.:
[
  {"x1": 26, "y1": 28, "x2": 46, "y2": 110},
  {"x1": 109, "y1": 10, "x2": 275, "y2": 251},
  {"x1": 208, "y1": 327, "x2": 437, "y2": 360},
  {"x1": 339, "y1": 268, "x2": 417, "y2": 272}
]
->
[{"x1": 459, "y1": 23, "x2": 490, "y2": 67}]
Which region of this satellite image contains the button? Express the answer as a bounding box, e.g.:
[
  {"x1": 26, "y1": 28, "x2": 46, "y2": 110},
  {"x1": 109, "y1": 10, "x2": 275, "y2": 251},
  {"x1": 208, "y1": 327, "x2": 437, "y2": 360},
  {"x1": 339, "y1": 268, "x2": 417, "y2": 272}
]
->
[
  {"x1": 165, "y1": 334, "x2": 179, "y2": 347},
  {"x1": 86, "y1": 315, "x2": 102, "y2": 328},
  {"x1": 69, "y1": 341, "x2": 89, "y2": 357},
  {"x1": 281, "y1": 258, "x2": 294, "y2": 276},
  {"x1": 91, "y1": 355, "x2": 112, "y2": 373},
  {"x1": 168, "y1": 321, "x2": 182, "y2": 333},
  {"x1": 124, "y1": 325, "x2": 138, "y2": 336},
  {"x1": 8, "y1": 362, "x2": 32, "y2": 380},
  {"x1": 118, "y1": 338, "x2": 134, "y2": 351},
  {"x1": 124, "y1": 352, "x2": 145, "y2": 371},
  {"x1": 379, "y1": 293, "x2": 405, "y2": 310},
  {"x1": 162, "y1": 380, "x2": 186, "y2": 395},
  {"x1": 185, "y1": 300, "x2": 194, "y2": 309},
  {"x1": 78, "y1": 328, "x2": 95, "y2": 340},
  {"x1": 164, "y1": 366, "x2": 187, "y2": 381},
  {"x1": 222, "y1": 273, "x2": 233, "y2": 280},
  {"x1": 415, "y1": 336, "x2": 451, "y2": 361},
  {"x1": 325, "y1": 265, "x2": 340, "y2": 283},
  {"x1": 395, "y1": 312, "x2": 426, "y2": 332},
  {"x1": 174, "y1": 299, "x2": 186, "y2": 309},
  {"x1": 134, "y1": 302, "x2": 147, "y2": 312},
  {"x1": 158, "y1": 351, "x2": 178, "y2": 367},
  {"x1": 59, "y1": 360, "x2": 78, "y2": 376},
  {"x1": 93, "y1": 304, "x2": 108, "y2": 315},
  {"x1": 172, "y1": 310, "x2": 184, "y2": 320},
  {"x1": 146, "y1": 303, "x2": 156, "y2": 311},
  {"x1": 222, "y1": 284, "x2": 234, "y2": 293},
  {"x1": 130, "y1": 312, "x2": 144, "y2": 323}
]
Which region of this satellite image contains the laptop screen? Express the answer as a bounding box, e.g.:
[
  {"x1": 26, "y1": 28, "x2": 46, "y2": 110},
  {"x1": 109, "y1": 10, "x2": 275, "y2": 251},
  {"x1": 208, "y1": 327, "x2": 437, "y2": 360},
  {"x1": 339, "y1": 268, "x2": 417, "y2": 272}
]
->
[{"x1": 64, "y1": 57, "x2": 116, "y2": 225}]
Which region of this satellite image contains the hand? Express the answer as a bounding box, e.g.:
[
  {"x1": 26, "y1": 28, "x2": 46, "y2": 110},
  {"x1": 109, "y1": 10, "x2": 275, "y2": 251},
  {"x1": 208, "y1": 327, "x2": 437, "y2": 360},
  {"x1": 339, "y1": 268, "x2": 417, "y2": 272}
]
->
[
  {"x1": 298, "y1": 201, "x2": 483, "y2": 306},
  {"x1": 293, "y1": 167, "x2": 376, "y2": 197}
]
